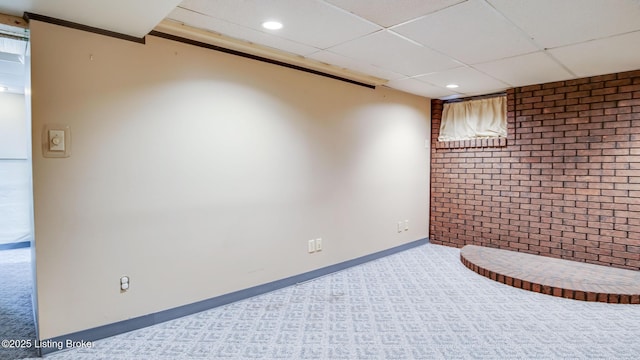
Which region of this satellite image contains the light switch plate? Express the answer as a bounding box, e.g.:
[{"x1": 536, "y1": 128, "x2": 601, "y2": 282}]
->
[
  {"x1": 48, "y1": 130, "x2": 65, "y2": 151},
  {"x1": 42, "y1": 124, "x2": 71, "y2": 158}
]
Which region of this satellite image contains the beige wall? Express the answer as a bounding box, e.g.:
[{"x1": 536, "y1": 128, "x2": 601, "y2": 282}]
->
[{"x1": 30, "y1": 20, "x2": 430, "y2": 339}]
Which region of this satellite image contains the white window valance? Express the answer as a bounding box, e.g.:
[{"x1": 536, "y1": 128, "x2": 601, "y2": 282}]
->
[{"x1": 438, "y1": 96, "x2": 507, "y2": 141}]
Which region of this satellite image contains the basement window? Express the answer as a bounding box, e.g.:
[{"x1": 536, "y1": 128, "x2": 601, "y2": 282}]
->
[{"x1": 437, "y1": 95, "x2": 507, "y2": 148}]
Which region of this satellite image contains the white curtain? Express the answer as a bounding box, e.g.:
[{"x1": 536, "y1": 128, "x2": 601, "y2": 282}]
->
[{"x1": 439, "y1": 96, "x2": 506, "y2": 141}]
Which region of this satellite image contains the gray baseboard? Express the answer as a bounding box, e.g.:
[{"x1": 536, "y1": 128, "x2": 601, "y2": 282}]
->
[
  {"x1": 39, "y1": 238, "x2": 429, "y2": 355},
  {"x1": 0, "y1": 241, "x2": 30, "y2": 251}
]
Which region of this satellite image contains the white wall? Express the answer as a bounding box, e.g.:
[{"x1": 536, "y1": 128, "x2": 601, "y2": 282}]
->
[
  {"x1": 0, "y1": 92, "x2": 27, "y2": 159},
  {"x1": 0, "y1": 92, "x2": 31, "y2": 245},
  {"x1": 30, "y1": 20, "x2": 430, "y2": 339}
]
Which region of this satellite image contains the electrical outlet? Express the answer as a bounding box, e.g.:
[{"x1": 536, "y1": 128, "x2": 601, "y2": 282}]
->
[
  {"x1": 120, "y1": 276, "x2": 129, "y2": 291},
  {"x1": 315, "y1": 238, "x2": 322, "y2": 252},
  {"x1": 308, "y1": 239, "x2": 315, "y2": 253}
]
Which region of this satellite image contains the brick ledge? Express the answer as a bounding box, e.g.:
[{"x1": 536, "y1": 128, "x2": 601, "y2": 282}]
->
[
  {"x1": 460, "y1": 245, "x2": 640, "y2": 304},
  {"x1": 435, "y1": 137, "x2": 506, "y2": 149}
]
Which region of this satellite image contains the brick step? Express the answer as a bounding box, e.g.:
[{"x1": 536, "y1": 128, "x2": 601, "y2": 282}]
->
[{"x1": 460, "y1": 245, "x2": 640, "y2": 304}]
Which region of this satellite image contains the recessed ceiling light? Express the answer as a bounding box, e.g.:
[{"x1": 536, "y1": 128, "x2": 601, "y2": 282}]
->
[
  {"x1": 262, "y1": 21, "x2": 283, "y2": 30},
  {"x1": 446, "y1": 84, "x2": 459, "y2": 89}
]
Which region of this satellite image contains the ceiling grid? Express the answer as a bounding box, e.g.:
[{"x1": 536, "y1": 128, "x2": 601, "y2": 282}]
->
[{"x1": 0, "y1": 0, "x2": 639, "y2": 98}]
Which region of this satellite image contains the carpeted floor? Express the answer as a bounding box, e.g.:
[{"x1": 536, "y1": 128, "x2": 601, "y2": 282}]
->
[
  {"x1": 0, "y1": 247, "x2": 37, "y2": 360},
  {"x1": 7, "y1": 243, "x2": 640, "y2": 359}
]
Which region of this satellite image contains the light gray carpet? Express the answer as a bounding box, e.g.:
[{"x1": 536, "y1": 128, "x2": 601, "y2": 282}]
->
[
  {"x1": 0, "y1": 248, "x2": 37, "y2": 360},
  {"x1": 11, "y1": 243, "x2": 640, "y2": 359}
]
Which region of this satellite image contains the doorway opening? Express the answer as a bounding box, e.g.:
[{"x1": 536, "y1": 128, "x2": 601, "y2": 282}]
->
[{"x1": 0, "y1": 20, "x2": 37, "y2": 360}]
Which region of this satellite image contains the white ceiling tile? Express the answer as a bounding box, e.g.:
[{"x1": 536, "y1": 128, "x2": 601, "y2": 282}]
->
[
  {"x1": 323, "y1": 0, "x2": 465, "y2": 27},
  {"x1": 416, "y1": 67, "x2": 509, "y2": 95},
  {"x1": 307, "y1": 50, "x2": 406, "y2": 81},
  {"x1": 473, "y1": 52, "x2": 574, "y2": 87},
  {"x1": 168, "y1": 8, "x2": 319, "y2": 56},
  {"x1": 548, "y1": 31, "x2": 640, "y2": 78},
  {"x1": 328, "y1": 30, "x2": 461, "y2": 76},
  {"x1": 3, "y1": 0, "x2": 640, "y2": 98},
  {"x1": 0, "y1": 0, "x2": 182, "y2": 37},
  {"x1": 177, "y1": 0, "x2": 381, "y2": 49},
  {"x1": 385, "y1": 78, "x2": 459, "y2": 99},
  {"x1": 393, "y1": 0, "x2": 538, "y2": 64},
  {"x1": 488, "y1": 0, "x2": 640, "y2": 49}
]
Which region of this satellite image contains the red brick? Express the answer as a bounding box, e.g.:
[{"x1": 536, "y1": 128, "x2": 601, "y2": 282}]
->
[
  {"x1": 580, "y1": 95, "x2": 605, "y2": 104},
  {"x1": 565, "y1": 91, "x2": 592, "y2": 101},
  {"x1": 605, "y1": 93, "x2": 633, "y2": 101},
  {"x1": 591, "y1": 87, "x2": 618, "y2": 96},
  {"x1": 619, "y1": 99, "x2": 640, "y2": 106},
  {"x1": 591, "y1": 74, "x2": 617, "y2": 82},
  {"x1": 606, "y1": 79, "x2": 633, "y2": 87},
  {"x1": 617, "y1": 70, "x2": 640, "y2": 78},
  {"x1": 430, "y1": 69, "x2": 640, "y2": 271},
  {"x1": 619, "y1": 84, "x2": 640, "y2": 92}
]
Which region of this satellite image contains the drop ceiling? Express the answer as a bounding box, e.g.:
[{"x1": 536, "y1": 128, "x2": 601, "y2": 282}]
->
[{"x1": 1, "y1": 0, "x2": 640, "y2": 99}]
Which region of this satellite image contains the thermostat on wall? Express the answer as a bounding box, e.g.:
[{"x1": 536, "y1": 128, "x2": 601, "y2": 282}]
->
[{"x1": 42, "y1": 124, "x2": 71, "y2": 158}]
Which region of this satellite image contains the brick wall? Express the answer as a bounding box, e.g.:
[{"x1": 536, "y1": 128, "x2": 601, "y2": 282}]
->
[{"x1": 430, "y1": 69, "x2": 640, "y2": 270}]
